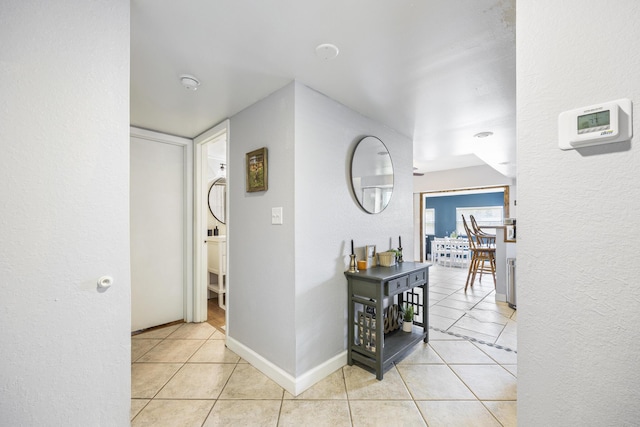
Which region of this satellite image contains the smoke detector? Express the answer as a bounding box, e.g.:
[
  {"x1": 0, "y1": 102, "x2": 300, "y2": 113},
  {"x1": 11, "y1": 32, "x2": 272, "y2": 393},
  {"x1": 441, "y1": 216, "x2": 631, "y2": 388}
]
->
[
  {"x1": 315, "y1": 43, "x2": 339, "y2": 60},
  {"x1": 474, "y1": 131, "x2": 493, "y2": 139},
  {"x1": 179, "y1": 74, "x2": 200, "y2": 91}
]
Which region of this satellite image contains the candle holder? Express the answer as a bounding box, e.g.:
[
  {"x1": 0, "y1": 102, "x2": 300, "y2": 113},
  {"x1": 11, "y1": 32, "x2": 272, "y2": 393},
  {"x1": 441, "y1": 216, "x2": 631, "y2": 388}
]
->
[
  {"x1": 397, "y1": 246, "x2": 404, "y2": 263},
  {"x1": 348, "y1": 254, "x2": 359, "y2": 273}
]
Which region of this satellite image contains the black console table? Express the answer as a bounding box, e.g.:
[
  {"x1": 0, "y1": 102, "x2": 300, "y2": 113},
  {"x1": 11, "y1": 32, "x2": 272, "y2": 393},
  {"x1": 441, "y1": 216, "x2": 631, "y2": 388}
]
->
[{"x1": 345, "y1": 261, "x2": 431, "y2": 380}]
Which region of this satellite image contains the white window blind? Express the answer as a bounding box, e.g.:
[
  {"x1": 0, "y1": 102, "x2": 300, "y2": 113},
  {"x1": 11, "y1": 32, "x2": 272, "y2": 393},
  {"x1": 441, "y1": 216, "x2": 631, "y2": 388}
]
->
[{"x1": 424, "y1": 208, "x2": 435, "y2": 235}]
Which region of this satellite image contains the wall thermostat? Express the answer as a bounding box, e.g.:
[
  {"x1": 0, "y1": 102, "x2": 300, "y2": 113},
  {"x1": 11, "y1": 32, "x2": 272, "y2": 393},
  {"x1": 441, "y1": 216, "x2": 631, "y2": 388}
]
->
[{"x1": 559, "y1": 98, "x2": 632, "y2": 150}]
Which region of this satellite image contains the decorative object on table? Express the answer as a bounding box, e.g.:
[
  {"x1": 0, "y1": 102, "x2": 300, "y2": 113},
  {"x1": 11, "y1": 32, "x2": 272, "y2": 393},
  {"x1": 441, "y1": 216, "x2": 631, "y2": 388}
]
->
[
  {"x1": 383, "y1": 304, "x2": 402, "y2": 333},
  {"x1": 213, "y1": 226, "x2": 219, "y2": 236},
  {"x1": 397, "y1": 235, "x2": 403, "y2": 263},
  {"x1": 348, "y1": 239, "x2": 358, "y2": 273},
  {"x1": 402, "y1": 304, "x2": 414, "y2": 332},
  {"x1": 207, "y1": 229, "x2": 213, "y2": 236},
  {"x1": 350, "y1": 136, "x2": 394, "y2": 214},
  {"x1": 348, "y1": 254, "x2": 358, "y2": 273},
  {"x1": 357, "y1": 260, "x2": 367, "y2": 270},
  {"x1": 246, "y1": 147, "x2": 268, "y2": 192},
  {"x1": 377, "y1": 251, "x2": 396, "y2": 267},
  {"x1": 364, "y1": 244, "x2": 377, "y2": 267}
]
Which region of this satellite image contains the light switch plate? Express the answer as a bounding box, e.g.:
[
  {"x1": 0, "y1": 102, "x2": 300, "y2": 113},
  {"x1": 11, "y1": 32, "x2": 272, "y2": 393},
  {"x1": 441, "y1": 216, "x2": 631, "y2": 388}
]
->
[{"x1": 271, "y1": 207, "x2": 283, "y2": 225}]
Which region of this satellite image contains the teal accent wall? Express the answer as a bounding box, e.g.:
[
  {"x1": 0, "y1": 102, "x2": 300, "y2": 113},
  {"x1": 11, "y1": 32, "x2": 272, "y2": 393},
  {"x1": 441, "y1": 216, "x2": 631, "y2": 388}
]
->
[{"x1": 424, "y1": 192, "x2": 504, "y2": 256}]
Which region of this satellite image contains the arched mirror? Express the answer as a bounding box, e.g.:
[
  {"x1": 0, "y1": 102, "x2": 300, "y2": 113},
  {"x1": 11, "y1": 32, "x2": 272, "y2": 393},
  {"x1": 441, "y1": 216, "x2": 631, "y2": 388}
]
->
[
  {"x1": 208, "y1": 177, "x2": 226, "y2": 224},
  {"x1": 350, "y1": 136, "x2": 394, "y2": 214}
]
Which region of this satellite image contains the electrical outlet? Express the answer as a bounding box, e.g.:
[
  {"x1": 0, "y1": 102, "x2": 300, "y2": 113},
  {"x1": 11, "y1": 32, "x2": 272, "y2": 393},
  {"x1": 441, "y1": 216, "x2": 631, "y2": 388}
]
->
[{"x1": 271, "y1": 207, "x2": 283, "y2": 225}]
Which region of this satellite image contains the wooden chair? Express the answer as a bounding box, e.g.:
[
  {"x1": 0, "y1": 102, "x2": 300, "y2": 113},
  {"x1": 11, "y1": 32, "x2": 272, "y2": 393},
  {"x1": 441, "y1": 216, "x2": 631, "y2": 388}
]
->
[
  {"x1": 462, "y1": 215, "x2": 496, "y2": 291},
  {"x1": 470, "y1": 214, "x2": 496, "y2": 248}
]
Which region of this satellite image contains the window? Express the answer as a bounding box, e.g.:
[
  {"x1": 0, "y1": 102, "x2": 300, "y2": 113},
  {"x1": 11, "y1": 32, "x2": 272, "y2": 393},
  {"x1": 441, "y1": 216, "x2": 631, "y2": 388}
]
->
[
  {"x1": 424, "y1": 208, "x2": 435, "y2": 235},
  {"x1": 456, "y1": 206, "x2": 503, "y2": 236}
]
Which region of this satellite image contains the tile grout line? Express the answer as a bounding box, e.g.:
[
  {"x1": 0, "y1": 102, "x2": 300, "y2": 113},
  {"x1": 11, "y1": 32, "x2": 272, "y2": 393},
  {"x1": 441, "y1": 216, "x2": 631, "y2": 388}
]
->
[
  {"x1": 131, "y1": 324, "x2": 223, "y2": 424},
  {"x1": 429, "y1": 326, "x2": 517, "y2": 353}
]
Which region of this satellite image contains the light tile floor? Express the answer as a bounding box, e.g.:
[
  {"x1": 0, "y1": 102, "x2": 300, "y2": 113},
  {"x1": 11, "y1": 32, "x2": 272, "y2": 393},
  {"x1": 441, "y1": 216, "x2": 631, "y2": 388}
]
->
[
  {"x1": 427, "y1": 264, "x2": 517, "y2": 352},
  {"x1": 131, "y1": 264, "x2": 516, "y2": 426}
]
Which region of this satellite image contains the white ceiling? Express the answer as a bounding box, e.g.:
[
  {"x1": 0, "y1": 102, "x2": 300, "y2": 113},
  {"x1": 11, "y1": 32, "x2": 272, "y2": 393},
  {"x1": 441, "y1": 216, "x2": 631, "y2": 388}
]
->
[{"x1": 131, "y1": 0, "x2": 516, "y2": 177}]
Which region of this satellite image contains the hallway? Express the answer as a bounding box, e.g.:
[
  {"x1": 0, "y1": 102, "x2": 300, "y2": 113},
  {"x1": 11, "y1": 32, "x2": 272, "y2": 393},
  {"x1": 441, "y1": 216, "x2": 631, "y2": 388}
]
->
[{"x1": 131, "y1": 264, "x2": 517, "y2": 426}]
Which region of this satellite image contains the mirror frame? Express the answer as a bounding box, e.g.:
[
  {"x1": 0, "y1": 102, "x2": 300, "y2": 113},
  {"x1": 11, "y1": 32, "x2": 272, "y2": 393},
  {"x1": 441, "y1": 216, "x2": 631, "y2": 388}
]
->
[
  {"x1": 207, "y1": 177, "x2": 226, "y2": 224},
  {"x1": 350, "y1": 136, "x2": 394, "y2": 214}
]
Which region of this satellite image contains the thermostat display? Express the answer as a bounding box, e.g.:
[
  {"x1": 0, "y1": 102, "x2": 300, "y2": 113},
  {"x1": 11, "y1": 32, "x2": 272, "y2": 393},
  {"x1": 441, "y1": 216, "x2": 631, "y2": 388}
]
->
[
  {"x1": 577, "y1": 110, "x2": 610, "y2": 134},
  {"x1": 559, "y1": 98, "x2": 632, "y2": 150}
]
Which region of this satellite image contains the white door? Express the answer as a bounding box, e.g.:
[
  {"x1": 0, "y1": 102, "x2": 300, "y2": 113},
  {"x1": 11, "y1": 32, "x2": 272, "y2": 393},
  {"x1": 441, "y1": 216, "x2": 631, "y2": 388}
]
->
[{"x1": 130, "y1": 136, "x2": 185, "y2": 331}]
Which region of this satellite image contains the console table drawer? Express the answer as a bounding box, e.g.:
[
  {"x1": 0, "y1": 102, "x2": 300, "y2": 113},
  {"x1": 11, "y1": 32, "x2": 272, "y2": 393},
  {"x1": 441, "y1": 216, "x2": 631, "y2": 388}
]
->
[
  {"x1": 409, "y1": 269, "x2": 427, "y2": 287},
  {"x1": 386, "y1": 275, "x2": 409, "y2": 296}
]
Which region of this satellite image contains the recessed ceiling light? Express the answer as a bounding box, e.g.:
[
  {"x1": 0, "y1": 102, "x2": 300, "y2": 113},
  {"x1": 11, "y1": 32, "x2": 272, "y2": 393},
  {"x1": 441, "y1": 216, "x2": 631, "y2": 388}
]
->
[
  {"x1": 315, "y1": 43, "x2": 339, "y2": 60},
  {"x1": 474, "y1": 131, "x2": 493, "y2": 139},
  {"x1": 179, "y1": 74, "x2": 200, "y2": 91}
]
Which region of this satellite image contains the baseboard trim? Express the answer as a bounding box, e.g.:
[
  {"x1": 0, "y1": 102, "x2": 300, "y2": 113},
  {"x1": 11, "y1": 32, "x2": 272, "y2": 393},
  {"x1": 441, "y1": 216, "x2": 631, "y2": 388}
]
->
[
  {"x1": 292, "y1": 351, "x2": 347, "y2": 396},
  {"x1": 225, "y1": 336, "x2": 347, "y2": 396}
]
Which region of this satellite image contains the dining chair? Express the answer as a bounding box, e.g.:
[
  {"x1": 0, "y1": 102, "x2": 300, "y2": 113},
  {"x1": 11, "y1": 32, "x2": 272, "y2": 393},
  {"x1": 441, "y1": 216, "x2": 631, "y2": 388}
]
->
[
  {"x1": 449, "y1": 238, "x2": 469, "y2": 268},
  {"x1": 470, "y1": 214, "x2": 496, "y2": 248},
  {"x1": 432, "y1": 237, "x2": 451, "y2": 266},
  {"x1": 462, "y1": 215, "x2": 496, "y2": 291}
]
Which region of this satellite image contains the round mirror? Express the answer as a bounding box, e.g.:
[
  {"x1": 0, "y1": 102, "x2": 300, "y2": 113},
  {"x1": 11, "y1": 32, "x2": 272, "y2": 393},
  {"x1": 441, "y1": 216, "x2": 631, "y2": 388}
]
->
[
  {"x1": 350, "y1": 136, "x2": 394, "y2": 214},
  {"x1": 208, "y1": 177, "x2": 226, "y2": 224}
]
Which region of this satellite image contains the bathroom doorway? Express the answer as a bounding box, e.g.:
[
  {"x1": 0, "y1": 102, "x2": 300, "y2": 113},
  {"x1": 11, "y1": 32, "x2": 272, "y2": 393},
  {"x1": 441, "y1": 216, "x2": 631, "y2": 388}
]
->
[{"x1": 194, "y1": 120, "x2": 229, "y2": 330}]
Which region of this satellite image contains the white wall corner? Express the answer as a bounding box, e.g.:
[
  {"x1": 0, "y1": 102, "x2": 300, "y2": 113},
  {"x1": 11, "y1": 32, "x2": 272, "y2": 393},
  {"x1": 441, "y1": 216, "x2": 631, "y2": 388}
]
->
[{"x1": 226, "y1": 336, "x2": 347, "y2": 396}]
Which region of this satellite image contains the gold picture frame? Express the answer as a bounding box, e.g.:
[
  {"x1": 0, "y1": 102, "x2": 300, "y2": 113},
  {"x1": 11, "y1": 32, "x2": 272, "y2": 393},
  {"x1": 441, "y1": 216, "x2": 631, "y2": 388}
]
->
[{"x1": 246, "y1": 147, "x2": 268, "y2": 192}]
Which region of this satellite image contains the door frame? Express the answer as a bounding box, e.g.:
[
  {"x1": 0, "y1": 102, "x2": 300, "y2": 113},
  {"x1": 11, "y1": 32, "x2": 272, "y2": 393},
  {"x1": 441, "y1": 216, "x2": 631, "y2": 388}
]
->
[
  {"x1": 129, "y1": 126, "x2": 194, "y2": 324},
  {"x1": 193, "y1": 120, "x2": 230, "y2": 324},
  {"x1": 419, "y1": 185, "x2": 510, "y2": 262}
]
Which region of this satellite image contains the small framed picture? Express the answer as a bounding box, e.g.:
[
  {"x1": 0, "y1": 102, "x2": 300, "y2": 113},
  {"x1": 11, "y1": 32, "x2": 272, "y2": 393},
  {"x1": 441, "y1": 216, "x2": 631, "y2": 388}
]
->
[
  {"x1": 246, "y1": 147, "x2": 268, "y2": 192},
  {"x1": 365, "y1": 244, "x2": 377, "y2": 267}
]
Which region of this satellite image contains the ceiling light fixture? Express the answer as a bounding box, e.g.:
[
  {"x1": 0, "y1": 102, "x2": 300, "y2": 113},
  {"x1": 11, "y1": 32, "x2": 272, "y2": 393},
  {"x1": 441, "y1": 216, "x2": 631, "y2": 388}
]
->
[
  {"x1": 179, "y1": 74, "x2": 200, "y2": 91},
  {"x1": 315, "y1": 43, "x2": 339, "y2": 60},
  {"x1": 474, "y1": 131, "x2": 494, "y2": 139}
]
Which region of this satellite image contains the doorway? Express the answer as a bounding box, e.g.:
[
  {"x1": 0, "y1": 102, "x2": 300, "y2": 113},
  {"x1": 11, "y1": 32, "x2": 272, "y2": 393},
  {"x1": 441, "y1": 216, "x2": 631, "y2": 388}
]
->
[
  {"x1": 420, "y1": 185, "x2": 510, "y2": 262},
  {"x1": 194, "y1": 120, "x2": 230, "y2": 330},
  {"x1": 130, "y1": 128, "x2": 193, "y2": 332}
]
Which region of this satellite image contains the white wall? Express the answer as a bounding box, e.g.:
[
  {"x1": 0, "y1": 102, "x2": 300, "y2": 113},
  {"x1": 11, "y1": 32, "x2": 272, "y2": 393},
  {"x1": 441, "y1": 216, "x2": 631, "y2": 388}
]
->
[
  {"x1": 0, "y1": 1, "x2": 130, "y2": 424},
  {"x1": 518, "y1": 1, "x2": 640, "y2": 425},
  {"x1": 294, "y1": 83, "x2": 413, "y2": 375},
  {"x1": 227, "y1": 82, "x2": 413, "y2": 386},
  {"x1": 228, "y1": 83, "x2": 297, "y2": 373}
]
